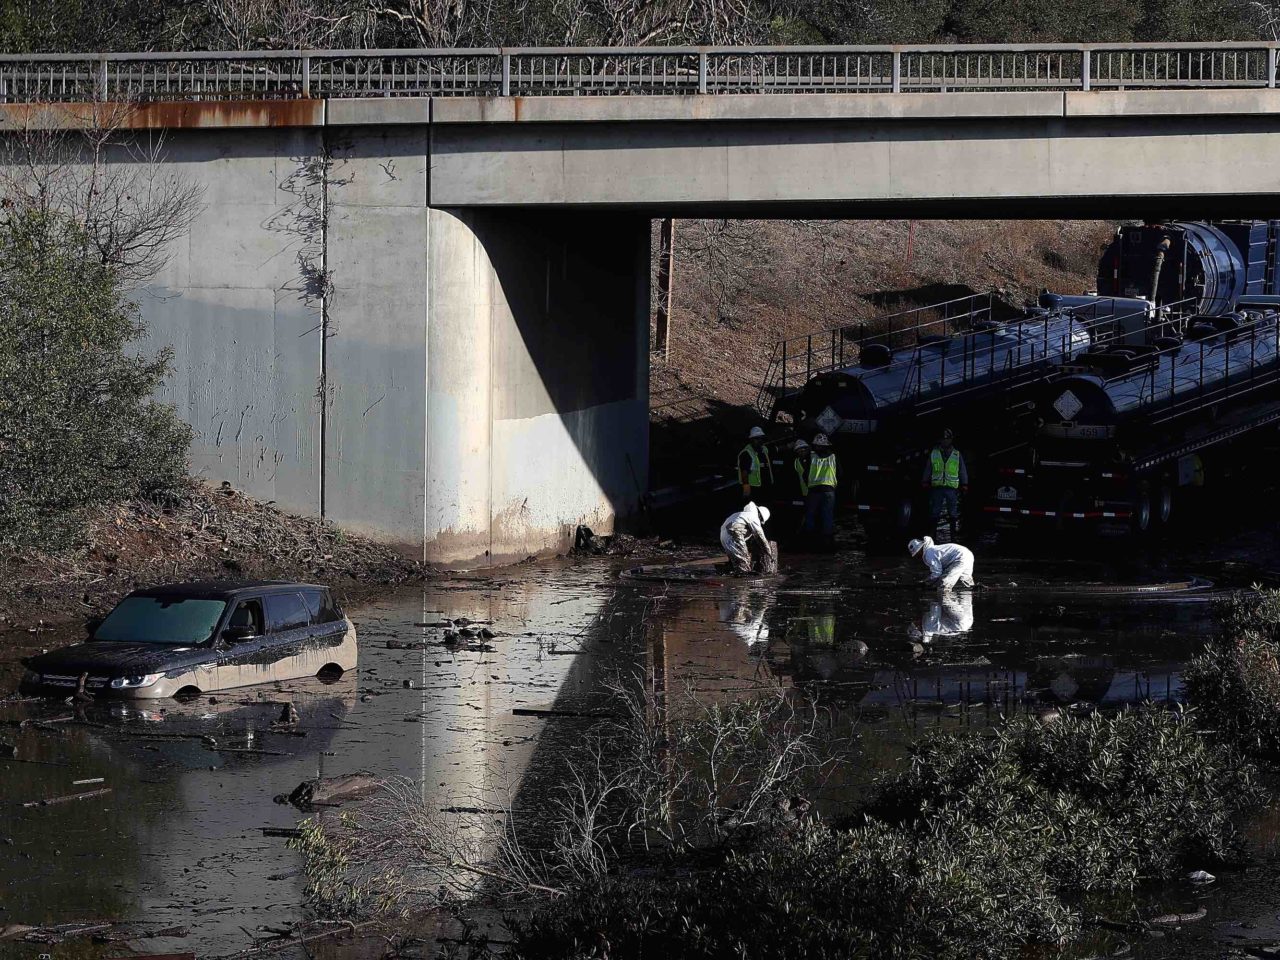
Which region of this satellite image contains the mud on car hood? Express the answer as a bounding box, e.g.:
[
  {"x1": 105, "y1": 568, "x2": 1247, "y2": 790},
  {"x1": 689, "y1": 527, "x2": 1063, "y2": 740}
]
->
[{"x1": 22, "y1": 642, "x2": 217, "y2": 678}]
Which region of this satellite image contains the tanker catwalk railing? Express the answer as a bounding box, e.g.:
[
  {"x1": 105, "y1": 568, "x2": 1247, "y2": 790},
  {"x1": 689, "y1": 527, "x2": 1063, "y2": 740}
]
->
[
  {"x1": 756, "y1": 295, "x2": 1190, "y2": 420},
  {"x1": 0, "y1": 43, "x2": 1277, "y2": 102},
  {"x1": 906, "y1": 297, "x2": 1198, "y2": 417},
  {"x1": 755, "y1": 293, "x2": 997, "y2": 419},
  {"x1": 1128, "y1": 311, "x2": 1280, "y2": 427},
  {"x1": 877, "y1": 297, "x2": 1187, "y2": 415}
]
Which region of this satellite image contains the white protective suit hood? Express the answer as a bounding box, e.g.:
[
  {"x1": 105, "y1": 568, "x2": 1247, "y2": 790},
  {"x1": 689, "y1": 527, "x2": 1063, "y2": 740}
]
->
[
  {"x1": 908, "y1": 536, "x2": 932, "y2": 557},
  {"x1": 742, "y1": 501, "x2": 770, "y2": 527}
]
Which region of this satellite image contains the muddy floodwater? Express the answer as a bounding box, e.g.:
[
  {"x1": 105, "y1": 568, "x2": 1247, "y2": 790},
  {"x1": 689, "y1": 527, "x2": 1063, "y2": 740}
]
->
[{"x1": 6, "y1": 526, "x2": 1280, "y2": 958}]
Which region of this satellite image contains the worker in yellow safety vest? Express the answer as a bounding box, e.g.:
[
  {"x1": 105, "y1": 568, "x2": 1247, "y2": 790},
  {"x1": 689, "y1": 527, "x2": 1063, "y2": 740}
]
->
[
  {"x1": 738, "y1": 426, "x2": 775, "y2": 505},
  {"x1": 802, "y1": 433, "x2": 839, "y2": 551},
  {"x1": 790, "y1": 438, "x2": 811, "y2": 499},
  {"x1": 921, "y1": 428, "x2": 968, "y2": 533}
]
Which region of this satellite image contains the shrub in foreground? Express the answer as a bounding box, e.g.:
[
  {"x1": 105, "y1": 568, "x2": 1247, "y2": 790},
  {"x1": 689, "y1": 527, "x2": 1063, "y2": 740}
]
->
[
  {"x1": 1184, "y1": 590, "x2": 1280, "y2": 760},
  {"x1": 514, "y1": 707, "x2": 1256, "y2": 960},
  {"x1": 871, "y1": 707, "x2": 1256, "y2": 891}
]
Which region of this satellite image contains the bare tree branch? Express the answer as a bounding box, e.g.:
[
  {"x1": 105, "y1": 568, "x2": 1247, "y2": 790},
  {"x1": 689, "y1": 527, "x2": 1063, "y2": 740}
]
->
[{"x1": 0, "y1": 103, "x2": 204, "y2": 287}]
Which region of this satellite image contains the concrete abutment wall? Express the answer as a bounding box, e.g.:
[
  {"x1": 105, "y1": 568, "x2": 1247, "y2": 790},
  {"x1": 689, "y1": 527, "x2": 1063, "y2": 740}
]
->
[
  {"x1": 424, "y1": 207, "x2": 650, "y2": 564},
  {"x1": 123, "y1": 127, "x2": 648, "y2": 566}
]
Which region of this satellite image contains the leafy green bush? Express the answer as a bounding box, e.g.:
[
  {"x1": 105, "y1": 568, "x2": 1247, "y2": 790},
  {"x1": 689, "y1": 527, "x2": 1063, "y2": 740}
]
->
[
  {"x1": 0, "y1": 211, "x2": 191, "y2": 553},
  {"x1": 513, "y1": 708, "x2": 1256, "y2": 960},
  {"x1": 513, "y1": 819, "x2": 1075, "y2": 960},
  {"x1": 871, "y1": 708, "x2": 1257, "y2": 891},
  {"x1": 1184, "y1": 590, "x2": 1280, "y2": 760},
  {"x1": 291, "y1": 815, "x2": 409, "y2": 919}
]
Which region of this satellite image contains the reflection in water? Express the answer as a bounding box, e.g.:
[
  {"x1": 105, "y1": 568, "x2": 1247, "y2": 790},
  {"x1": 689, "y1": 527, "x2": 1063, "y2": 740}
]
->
[
  {"x1": 718, "y1": 586, "x2": 772, "y2": 650},
  {"x1": 913, "y1": 593, "x2": 975, "y2": 644}
]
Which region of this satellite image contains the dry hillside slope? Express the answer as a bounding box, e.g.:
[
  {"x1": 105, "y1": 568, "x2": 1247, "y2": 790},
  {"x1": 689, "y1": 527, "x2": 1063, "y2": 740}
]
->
[{"x1": 649, "y1": 219, "x2": 1115, "y2": 485}]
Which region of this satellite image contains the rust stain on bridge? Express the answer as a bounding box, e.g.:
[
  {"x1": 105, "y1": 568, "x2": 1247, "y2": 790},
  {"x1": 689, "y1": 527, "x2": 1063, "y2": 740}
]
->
[{"x1": 0, "y1": 99, "x2": 323, "y2": 130}]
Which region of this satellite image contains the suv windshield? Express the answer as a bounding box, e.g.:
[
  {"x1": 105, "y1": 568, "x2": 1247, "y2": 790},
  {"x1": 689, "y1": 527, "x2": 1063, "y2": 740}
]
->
[{"x1": 94, "y1": 597, "x2": 228, "y2": 645}]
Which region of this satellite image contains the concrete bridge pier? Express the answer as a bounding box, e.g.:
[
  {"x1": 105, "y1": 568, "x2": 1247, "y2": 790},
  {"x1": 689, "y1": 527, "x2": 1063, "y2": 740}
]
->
[{"x1": 419, "y1": 208, "x2": 650, "y2": 564}]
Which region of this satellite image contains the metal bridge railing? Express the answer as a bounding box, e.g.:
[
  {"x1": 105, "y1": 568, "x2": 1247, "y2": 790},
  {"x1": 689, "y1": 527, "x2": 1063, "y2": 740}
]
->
[{"x1": 0, "y1": 43, "x2": 1277, "y2": 102}]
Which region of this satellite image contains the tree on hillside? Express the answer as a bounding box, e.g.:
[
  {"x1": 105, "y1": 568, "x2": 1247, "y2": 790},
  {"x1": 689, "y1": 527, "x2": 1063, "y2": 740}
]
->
[
  {"x1": 1, "y1": 0, "x2": 1277, "y2": 49},
  {"x1": 0, "y1": 212, "x2": 192, "y2": 553},
  {"x1": 783, "y1": 0, "x2": 948, "y2": 43},
  {"x1": 944, "y1": 0, "x2": 1139, "y2": 41},
  {"x1": 1252, "y1": 0, "x2": 1280, "y2": 37}
]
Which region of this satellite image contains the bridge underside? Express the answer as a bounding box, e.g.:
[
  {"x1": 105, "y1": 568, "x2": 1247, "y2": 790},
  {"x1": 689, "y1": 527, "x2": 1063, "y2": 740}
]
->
[
  {"x1": 7, "y1": 90, "x2": 1280, "y2": 563},
  {"x1": 133, "y1": 128, "x2": 649, "y2": 565},
  {"x1": 427, "y1": 93, "x2": 1280, "y2": 217}
]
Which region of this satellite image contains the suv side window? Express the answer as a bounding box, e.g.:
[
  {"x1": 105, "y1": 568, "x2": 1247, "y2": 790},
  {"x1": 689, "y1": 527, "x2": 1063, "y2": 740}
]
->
[
  {"x1": 301, "y1": 589, "x2": 341, "y2": 625},
  {"x1": 228, "y1": 599, "x2": 265, "y2": 637},
  {"x1": 264, "y1": 593, "x2": 310, "y2": 633}
]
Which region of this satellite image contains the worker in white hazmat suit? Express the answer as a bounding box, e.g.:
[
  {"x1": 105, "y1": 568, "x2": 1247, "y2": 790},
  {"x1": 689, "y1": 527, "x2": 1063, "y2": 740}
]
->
[
  {"x1": 720, "y1": 502, "x2": 774, "y2": 576},
  {"x1": 908, "y1": 536, "x2": 975, "y2": 591}
]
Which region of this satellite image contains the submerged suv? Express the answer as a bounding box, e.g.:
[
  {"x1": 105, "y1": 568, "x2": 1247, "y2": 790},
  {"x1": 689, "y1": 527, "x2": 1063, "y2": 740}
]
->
[{"x1": 20, "y1": 581, "x2": 357, "y2": 699}]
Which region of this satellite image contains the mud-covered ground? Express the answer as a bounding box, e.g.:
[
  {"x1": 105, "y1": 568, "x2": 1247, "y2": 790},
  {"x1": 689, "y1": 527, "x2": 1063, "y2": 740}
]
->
[
  {"x1": 0, "y1": 484, "x2": 427, "y2": 632},
  {"x1": 6, "y1": 510, "x2": 1280, "y2": 958}
]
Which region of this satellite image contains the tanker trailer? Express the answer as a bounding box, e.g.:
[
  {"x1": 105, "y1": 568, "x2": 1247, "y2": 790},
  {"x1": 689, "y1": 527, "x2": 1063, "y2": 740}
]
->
[
  {"x1": 984, "y1": 299, "x2": 1280, "y2": 534},
  {"x1": 1098, "y1": 220, "x2": 1280, "y2": 317},
  {"x1": 779, "y1": 294, "x2": 1150, "y2": 537}
]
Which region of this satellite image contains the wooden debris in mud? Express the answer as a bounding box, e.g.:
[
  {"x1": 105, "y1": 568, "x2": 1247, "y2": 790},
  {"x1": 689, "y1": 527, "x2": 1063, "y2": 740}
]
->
[
  {"x1": 213, "y1": 919, "x2": 378, "y2": 958},
  {"x1": 279, "y1": 771, "x2": 383, "y2": 809},
  {"x1": 212, "y1": 746, "x2": 292, "y2": 757},
  {"x1": 511, "y1": 707, "x2": 614, "y2": 719},
  {"x1": 1, "y1": 919, "x2": 188, "y2": 945},
  {"x1": 21, "y1": 787, "x2": 112, "y2": 808}
]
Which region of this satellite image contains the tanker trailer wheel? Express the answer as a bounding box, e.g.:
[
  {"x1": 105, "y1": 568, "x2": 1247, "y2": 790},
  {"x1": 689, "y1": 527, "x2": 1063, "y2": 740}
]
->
[
  {"x1": 893, "y1": 496, "x2": 914, "y2": 534},
  {"x1": 1155, "y1": 484, "x2": 1174, "y2": 527},
  {"x1": 1130, "y1": 490, "x2": 1153, "y2": 534}
]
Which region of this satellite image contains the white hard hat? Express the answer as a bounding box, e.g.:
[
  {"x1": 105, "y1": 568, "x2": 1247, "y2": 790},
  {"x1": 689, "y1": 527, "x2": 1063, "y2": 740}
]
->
[
  {"x1": 908, "y1": 538, "x2": 925, "y2": 556},
  {"x1": 749, "y1": 426, "x2": 766, "y2": 439},
  {"x1": 813, "y1": 433, "x2": 831, "y2": 446},
  {"x1": 759, "y1": 506, "x2": 771, "y2": 525},
  {"x1": 793, "y1": 439, "x2": 809, "y2": 451}
]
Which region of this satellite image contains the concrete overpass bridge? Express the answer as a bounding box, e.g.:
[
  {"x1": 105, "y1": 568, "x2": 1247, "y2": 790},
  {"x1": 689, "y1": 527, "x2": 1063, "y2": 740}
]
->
[{"x1": 3, "y1": 43, "x2": 1280, "y2": 563}]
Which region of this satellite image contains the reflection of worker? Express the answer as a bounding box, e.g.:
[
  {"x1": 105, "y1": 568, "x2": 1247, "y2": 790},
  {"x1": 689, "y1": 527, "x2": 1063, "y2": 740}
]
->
[
  {"x1": 922, "y1": 429, "x2": 968, "y2": 531},
  {"x1": 720, "y1": 502, "x2": 775, "y2": 576},
  {"x1": 803, "y1": 433, "x2": 838, "y2": 551},
  {"x1": 719, "y1": 588, "x2": 772, "y2": 649},
  {"x1": 918, "y1": 592, "x2": 974, "y2": 643},
  {"x1": 739, "y1": 427, "x2": 774, "y2": 505},
  {"x1": 908, "y1": 536, "x2": 975, "y2": 591}
]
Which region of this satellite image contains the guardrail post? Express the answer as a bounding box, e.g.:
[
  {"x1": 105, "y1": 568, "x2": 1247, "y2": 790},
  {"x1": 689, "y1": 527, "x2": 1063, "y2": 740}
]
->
[
  {"x1": 97, "y1": 56, "x2": 108, "y2": 101},
  {"x1": 891, "y1": 50, "x2": 901, "y2": 93},
  {"x1": 301, "y1": 54, "x2": 311, "y2": 98},
  {"x1": 1269, "y1": 47, "x2": 1277, "y2": 89},
  {"x1": 1081, "y1": 47, "x2": 1091, "y2": 91},
  {"x1": 501, "y1": 52, "x2": 511, "y2": 96},
  {"x1": 698, "y1": 52, "x2": 708, "y2": 94}
]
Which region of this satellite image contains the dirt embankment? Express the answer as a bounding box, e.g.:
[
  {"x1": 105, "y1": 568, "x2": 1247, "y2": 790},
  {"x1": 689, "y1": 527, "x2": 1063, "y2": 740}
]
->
[
  {"x1": 649, "y1": 219, "x2": 1114, "y2": 484},
  {"x1": 0, "y1": 482, "x2": 426, "y2": 633}
]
